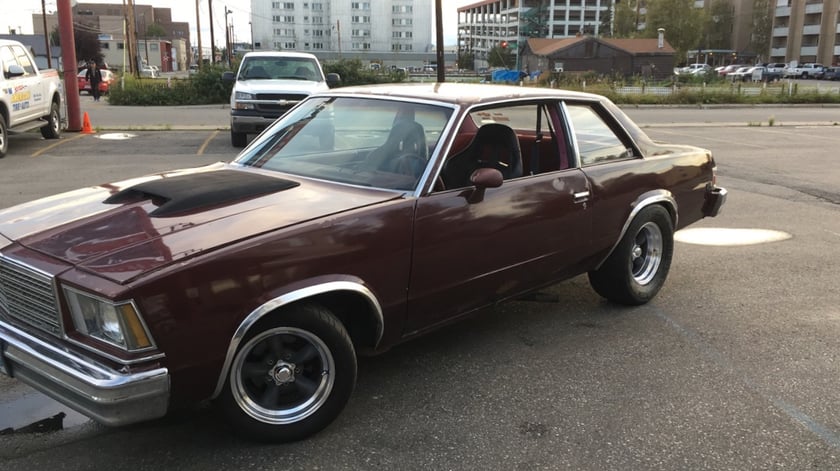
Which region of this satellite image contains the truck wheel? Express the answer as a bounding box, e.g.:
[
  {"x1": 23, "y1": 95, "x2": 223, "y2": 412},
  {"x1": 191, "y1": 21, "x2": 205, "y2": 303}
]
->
[
  {"x1": 231, "y1": 131, "x2": 247, "y2": 148},
  {"x1": 218, "y1": 303, "x2": 357, "y2": 442},
  {"x1": 0, "y1": 117, "x2": 7, "y2": 158},
  {"x1": 40, "y1": 102, "x2": 61, "y2": 139},
  {"x1": 588, "y1": 205, "x2": 674, "y2": 305}
]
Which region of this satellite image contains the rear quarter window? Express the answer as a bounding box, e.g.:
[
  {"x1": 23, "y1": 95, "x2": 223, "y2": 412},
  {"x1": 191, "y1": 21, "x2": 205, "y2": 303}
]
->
[{"x1": 565, "y1": 103, "x2": 634, "y2": 166}]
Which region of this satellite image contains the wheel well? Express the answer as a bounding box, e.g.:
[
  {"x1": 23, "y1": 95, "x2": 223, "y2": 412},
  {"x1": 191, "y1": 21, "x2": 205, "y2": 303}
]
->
[
  {"x1": 259, "y1": 291, "x2": 381, "y2": 352},
  {"x1": 0, "y1": 103, "x2": 8, "y2": 126}
]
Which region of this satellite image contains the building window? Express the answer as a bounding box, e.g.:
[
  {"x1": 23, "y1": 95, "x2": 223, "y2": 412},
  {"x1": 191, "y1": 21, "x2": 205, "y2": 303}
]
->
[
  {"x1": 283, "y1": 2, "x2": 294, "y2": 8},
  {"x1": 272, "y1": 1, "x2": 280, "y2": 8}
]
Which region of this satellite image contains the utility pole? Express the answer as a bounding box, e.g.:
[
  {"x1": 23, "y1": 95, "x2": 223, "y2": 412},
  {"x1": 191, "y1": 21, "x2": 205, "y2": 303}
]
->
[
  {"x1": 336, "y1": 20, "x2": 341, "y2": 58},
  {"x1": 57, "y1": 0, "x2": 80, "y2": 131},
  {"x1": 208, "y1": 0, "x2": 216, "y2": 64},
  {"x1": 41, "y1": 0, "x2": 51, "y2": 68},
  {"x1": 127, "y1": 0, "x2": 138, "y2": 76},
  {"x1": 225, "y1": 8, "x2": 232, "y2": 67},
  {"x1": 435, "y1": 0, "x2": 445, "y2": 82},
  {"x1": 195, "y1": 0, "x2": 203, "y2": 66}
]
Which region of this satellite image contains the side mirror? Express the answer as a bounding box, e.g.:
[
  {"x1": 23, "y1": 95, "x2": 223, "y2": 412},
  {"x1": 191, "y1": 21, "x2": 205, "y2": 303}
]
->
[
  {"x1": 222, "y1": 71, "x2": 235, "y2": 82},
  {"x1": 7, "y1": 64, "x2": 25, "y2": 78},
  {"x1": 465, "y1": 167, "x2": 503, "y2": 204},
  {"x1": 326, "y1": 72, "x2": 341, "y2": 88}
]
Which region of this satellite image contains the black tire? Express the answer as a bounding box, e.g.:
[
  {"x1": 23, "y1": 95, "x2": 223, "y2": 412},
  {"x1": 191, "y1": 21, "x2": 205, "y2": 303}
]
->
[
  {"x1": 40, "y1": 101, "x2": 61, "y2": 139},
  {"x1": 218, "y1": 303, "x2": 356, "y2": 442},
  {"x1": 0, "y1": 116, "x2": 7, "y2": 158},
  {"x1": 231, "y1": 131, "x2": 247, "y2": 148},
  {"x1": 588, "y1": 205, "x2": 674, "y2": 305}
]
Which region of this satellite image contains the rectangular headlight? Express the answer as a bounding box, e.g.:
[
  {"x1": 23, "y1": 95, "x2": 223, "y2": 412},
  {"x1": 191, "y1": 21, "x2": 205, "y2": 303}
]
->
[
  {"x1": 234, "y1": 92, "x2": 255, "y2": 110},
  {"x1": 64, "y1": 287, "x2": 154, "y2": 351}
]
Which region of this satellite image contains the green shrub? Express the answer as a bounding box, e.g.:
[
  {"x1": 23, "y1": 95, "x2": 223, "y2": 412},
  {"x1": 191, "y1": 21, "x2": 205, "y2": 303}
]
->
[
  {"x1": 108, "y1": 64, "x2": 233, "y2": 106},
  {"x1": 323, "y1": 59, "x2": 406, "y2": 87}
]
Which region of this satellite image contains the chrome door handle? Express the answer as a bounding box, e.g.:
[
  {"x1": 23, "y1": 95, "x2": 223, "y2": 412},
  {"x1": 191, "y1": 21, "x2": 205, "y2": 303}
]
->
[{"x1": 573, "y1": 191, "x2": 590, "y2": 203}]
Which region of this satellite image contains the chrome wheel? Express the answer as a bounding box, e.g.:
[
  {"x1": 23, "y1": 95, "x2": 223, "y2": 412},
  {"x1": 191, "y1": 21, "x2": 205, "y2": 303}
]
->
[
  {"x1": 631, "y1": 221, "x2": 663, "y2": 286},
  {"x1": 230, "y1": 326, "x2": 335, "y2": 425}
]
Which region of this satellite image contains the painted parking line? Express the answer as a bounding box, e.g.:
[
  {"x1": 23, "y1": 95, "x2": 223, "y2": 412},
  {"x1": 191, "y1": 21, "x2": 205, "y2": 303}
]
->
[
  {"x1": 30, "y1": 133, "x2": 89, "y2": 158},
  {"x1": 197, "y1": 130, "x2": 220, "y2": 156}
]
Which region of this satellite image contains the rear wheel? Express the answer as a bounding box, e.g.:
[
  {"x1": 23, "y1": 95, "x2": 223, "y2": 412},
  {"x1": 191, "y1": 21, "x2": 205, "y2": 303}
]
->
[
  {"x1": 40, "y1": 101, "x2": 61, "y2": 139},
  {"x1": 231, "y1": 130, "x2": 247, "y2": 148},
  {"x1": 588, "y1": 205, "x2": 674, "y2": 305},
  {"x1": 218, "y1": 304, "x2": 357, "y2": 442}
]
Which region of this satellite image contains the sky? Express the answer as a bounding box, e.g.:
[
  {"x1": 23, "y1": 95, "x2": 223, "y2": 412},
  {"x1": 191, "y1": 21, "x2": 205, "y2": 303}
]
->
[{"x1": 3, "y1": 0, "x2": 475, "y2": 47}]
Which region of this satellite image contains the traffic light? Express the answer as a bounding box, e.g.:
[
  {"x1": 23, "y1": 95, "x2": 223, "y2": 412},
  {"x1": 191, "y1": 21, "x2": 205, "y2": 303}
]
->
[{"x1": 500, "y1": 40, "x2": 508, "y2": 49}]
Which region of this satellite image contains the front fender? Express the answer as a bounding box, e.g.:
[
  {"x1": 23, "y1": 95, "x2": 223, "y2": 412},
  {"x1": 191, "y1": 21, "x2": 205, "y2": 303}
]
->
[{"x1": 210, "y1": 276, "x2": 383, "y2": 398}]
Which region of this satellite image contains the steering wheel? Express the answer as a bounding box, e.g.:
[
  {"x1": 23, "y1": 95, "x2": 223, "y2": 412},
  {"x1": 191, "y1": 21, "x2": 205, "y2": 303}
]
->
[{"x1": 388, "y1": 152, "x2": 427, "y2": 177}]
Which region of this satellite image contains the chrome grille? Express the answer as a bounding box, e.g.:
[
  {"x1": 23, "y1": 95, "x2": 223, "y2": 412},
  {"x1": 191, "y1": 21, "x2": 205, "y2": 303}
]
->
[{"x1": 0, "y1": 255, "x2": 62, "y2": 335}]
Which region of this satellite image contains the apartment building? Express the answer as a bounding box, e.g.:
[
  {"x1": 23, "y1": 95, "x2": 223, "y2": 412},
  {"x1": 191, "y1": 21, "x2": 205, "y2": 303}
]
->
[
  {"x1": 769, "y1": 0, "x2": 840, "y2": 65},
  {"x1": 251, "y1": 0, "x2": 434, "y2": 65},
  {"x1": 457, "y1": 0, "x2": 615, "y2": 70}
]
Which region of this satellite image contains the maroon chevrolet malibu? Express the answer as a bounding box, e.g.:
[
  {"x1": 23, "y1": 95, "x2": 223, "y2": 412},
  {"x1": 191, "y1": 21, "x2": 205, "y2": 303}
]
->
[{"x1": 0, "y1": 83, "x2": 726, "y2": 442}]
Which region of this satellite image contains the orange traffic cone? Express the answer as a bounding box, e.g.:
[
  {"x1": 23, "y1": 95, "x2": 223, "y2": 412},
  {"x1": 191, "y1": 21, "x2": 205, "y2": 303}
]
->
[{"x1": 81, "y1": 112, "x2": 95, "y2": 134}]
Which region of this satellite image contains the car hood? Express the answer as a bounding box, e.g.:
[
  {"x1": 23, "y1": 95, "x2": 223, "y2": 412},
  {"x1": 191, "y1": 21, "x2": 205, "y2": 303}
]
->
[
  {"x1": 0, "y1": 163, "x2": 402, "y2": 284},
  {"x1": 234, "y1": 78, "x2": 328, "y2": 95}
]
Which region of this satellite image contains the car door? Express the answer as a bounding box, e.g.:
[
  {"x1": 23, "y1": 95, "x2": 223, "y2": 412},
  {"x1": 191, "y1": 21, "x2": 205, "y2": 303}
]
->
[
  {"x1": 3, "y1": 44, "x2": 44, "y2": 125},
  {"x1": 404, "y1": 101, "x2": 592, "y2": 335}
]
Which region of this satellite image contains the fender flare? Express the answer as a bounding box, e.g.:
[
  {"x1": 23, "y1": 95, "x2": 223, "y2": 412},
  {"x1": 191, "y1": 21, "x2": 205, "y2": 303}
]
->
[
  {"x1": 211, "y1": 278, "x2": 383, "y2": 398},
  {"x1": 594, "y1": 190, "x2": 677, "y2": 270}
]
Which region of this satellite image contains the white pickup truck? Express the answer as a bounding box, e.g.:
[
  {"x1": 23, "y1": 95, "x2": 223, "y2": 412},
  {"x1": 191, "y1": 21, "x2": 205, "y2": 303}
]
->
[
  {"x1": 0, "y1": 39, "x2": 64, "y2": 157},
  {"x1": 784, "y1": 62, "x2": 825, "y2": 79},
  {"x1": 222, "y1": 51, "x2": 340, "y2": 147}
]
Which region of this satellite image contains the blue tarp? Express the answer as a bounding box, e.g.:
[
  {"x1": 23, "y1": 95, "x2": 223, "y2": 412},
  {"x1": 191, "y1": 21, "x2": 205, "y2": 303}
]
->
[{"x1": 491, "y1": 69, "x2": 542, "y2": 82}]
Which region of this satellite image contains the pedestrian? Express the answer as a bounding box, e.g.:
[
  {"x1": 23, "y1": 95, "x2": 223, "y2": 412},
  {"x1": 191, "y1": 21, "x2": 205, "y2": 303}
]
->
[{"x1": 86, "y1": 61, "x2": 102, "y2": 102}]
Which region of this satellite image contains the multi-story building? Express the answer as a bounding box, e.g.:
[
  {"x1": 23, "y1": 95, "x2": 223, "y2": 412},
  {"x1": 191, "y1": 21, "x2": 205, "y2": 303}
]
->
[
  {"x1": 250, "y1": 0, "x2": 435, "y2": 67},
  {"x1": 32, "y1": 3, "x2": 191, "y2": 71},
  {"x1": 769, "y1": 0, "x2": 840, "y2": 65},
  {"x1": 458, "y1": 0, "x2": 615, "y2": 70}
]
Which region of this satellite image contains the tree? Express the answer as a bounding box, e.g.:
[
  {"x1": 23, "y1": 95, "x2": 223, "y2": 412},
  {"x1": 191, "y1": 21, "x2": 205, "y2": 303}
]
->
[
  {"x1": 705, "y1": 0, "x2": 734, "y2": 50},
  {"x1": 146, "y1": 23, "x2": 167, "y2": 38},
  {"x1": 458, "y1": 51, "x2": 475, "y2": 71},
  {"x1": 643, "y1": 0, "x2": 707, "y2": 64},
  {"x1": 74, "y1": 24, "x2": 105, "y2": 65},
  {"x1": 487, "y1": 44, "x2": 512, "y2": 68},
  {"x1": 749, "y1": 0, "x2": 773, "y2": 61},
  {"x1": 52, "y1": 24, "x2": 103, "y2": 65},
  {"x1": 614, "y1": 1, "x2": 639, "y2": 38}
]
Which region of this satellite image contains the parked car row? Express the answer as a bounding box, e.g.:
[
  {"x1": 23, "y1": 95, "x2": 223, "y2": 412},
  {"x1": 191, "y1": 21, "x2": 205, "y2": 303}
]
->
[{"x1": 711, "y1": 62, "x2": 839, "y2": 82}]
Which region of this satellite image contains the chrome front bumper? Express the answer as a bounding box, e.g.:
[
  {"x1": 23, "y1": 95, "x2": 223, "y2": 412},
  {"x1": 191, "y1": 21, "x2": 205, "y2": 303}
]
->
[{"x1": 0, "y1": 320, "x2": 169, "y2": 427}]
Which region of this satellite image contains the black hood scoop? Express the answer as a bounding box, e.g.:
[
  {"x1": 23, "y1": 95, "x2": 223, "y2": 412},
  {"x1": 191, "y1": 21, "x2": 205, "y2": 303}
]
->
[{"x1": 104, "y1": 170, "x2": 299, "y2": 217}]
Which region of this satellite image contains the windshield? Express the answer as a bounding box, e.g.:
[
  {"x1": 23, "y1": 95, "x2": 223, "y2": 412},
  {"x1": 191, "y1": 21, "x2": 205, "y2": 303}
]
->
[
  {"x1": 238, "y1": 56, "x2": 323, "y2": 81},
  {"x1": 234, "y1": 96, "x2": 454, "y2": 191}
]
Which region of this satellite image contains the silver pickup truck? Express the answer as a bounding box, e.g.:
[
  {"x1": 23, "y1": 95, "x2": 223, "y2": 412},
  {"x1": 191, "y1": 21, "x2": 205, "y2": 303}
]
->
[{"x1": 0, "y1": 39, "x2": 64, "y2": 158}]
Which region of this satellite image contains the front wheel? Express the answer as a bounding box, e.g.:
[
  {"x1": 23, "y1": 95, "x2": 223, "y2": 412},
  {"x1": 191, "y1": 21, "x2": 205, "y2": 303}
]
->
[
  {"x1": 231, "y1": 130, "x2": 247, "y2": 148},
  {"x1": 218, "y1": 304, "x2": 357, "y2": 442},
  {"x1": 588, "y1": 205, "x2": 674, "y2": 305},
  {"x1": 40, "y1": 101, "x2": 61, "y2": 139},
  {"x1": 0, "y1": 117, "x2": 8, "y2": 158}
]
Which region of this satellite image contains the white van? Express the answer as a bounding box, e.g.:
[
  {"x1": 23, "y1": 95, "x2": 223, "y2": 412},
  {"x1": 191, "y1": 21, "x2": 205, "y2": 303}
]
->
[{"x1": 222, "y1": 51, "x2": 340, "y2": 147}]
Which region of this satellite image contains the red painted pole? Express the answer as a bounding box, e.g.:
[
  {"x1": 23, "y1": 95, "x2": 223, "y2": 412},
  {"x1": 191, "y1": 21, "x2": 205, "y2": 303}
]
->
[{"x1": 57, "y1": 0, "x2": 81, "y2": 131}]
